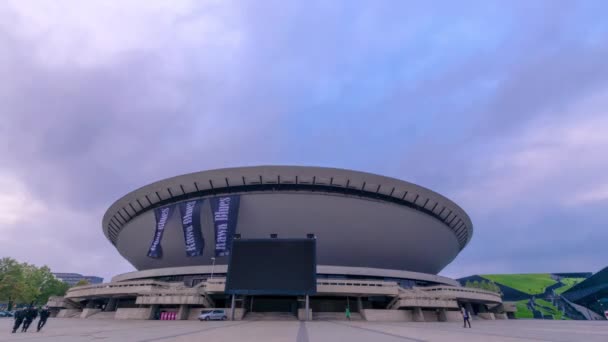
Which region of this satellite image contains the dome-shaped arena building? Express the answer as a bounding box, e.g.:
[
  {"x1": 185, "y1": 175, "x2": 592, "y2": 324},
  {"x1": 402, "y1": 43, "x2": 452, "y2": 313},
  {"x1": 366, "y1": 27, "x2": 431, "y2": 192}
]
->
[{"x1": 50, "y1": 166, "x2": 512, "y2": 322}]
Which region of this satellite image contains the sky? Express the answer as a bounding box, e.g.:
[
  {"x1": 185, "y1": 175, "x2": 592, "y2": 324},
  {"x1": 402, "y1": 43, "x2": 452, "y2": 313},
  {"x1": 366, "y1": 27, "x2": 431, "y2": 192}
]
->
[{"x1": 1, "y1": 0, "x2": 607, "y2": 282}]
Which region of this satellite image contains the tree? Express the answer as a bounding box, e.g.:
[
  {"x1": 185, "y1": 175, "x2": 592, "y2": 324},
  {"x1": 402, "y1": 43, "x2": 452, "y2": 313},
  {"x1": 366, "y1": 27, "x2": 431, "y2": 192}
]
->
[
  {"x1": 463, "y1": 279, "x2": 502, "y2": 295},
  {"x1": 75, "y1": 279, "x2": 90, "y2": 286},
  {"x1": 0, "y1": 258, "x2": 72, "y2": 309},
  {"x1": 0, "y1": 257, "x2": 25, "y2": 310}
]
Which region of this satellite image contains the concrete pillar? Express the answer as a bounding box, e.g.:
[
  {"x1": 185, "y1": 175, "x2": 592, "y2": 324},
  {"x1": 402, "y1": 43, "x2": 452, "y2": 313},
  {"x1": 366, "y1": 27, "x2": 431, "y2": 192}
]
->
[
  {"x1": 357, "y1": 297, "x2": 364, "y2": 320},
  {"x1": 178, "y1": 305, "x2": 189, "y2": 320},
  {"x1": 149, "y1": 305, "x2": 159, "y2": 320},
  {"x1": 438, "y1": 308, "x2": 447, "y2": 322},
  {"x1": 465, "y1": 303, "x2": 475, "y2": 316},
  {"x1": 105, "y1": 298, "x2": 118, "y2": 312},
  {"x1": 413, "y1": 307, "x2": 425, "y2": 322}
]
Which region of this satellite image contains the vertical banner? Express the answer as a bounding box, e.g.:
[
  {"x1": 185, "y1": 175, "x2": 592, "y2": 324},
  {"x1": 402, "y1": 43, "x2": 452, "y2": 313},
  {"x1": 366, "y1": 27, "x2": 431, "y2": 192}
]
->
[
  {"x1": 147, "y1": 205, "x2": 175, "y2": 259},
  {"x1": 210, "y1": 195, "x2": 241, "y2": 257},
  {"x1": 178, "y1": 199, "x2": 205, "y2": 257}
]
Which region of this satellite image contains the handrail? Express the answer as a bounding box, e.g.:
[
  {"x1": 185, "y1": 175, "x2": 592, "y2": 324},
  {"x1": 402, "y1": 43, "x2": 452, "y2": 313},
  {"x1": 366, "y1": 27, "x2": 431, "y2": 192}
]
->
[
  {"x1": 67, "y1": 280, "x2": 171, "y2": 293},
  {"x1": 419, "y1": 286, "x2": 501, "y2": 297},
  {"x1": 206, "y1": 278, "x2": 399, "y2": 290}
]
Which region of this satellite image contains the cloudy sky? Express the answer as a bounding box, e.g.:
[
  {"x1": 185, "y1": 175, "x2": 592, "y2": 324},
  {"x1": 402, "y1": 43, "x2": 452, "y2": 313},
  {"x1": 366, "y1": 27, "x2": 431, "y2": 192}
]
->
[{"x1": 1, "y1": 0, "x2": 607, "y2": 282}]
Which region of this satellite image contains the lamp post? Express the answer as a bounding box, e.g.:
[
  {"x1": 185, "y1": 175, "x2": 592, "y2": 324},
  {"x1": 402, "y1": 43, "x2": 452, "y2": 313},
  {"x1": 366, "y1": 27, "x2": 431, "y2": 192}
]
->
[{"x1": 210, "y1": 257, "x2": 216, "y2": 280}]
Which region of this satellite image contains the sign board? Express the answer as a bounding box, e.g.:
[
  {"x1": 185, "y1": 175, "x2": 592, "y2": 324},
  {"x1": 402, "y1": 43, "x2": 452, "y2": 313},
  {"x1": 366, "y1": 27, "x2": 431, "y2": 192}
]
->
[{"x1": 225, "y1": 238, "x2": 317, "y2": 295}]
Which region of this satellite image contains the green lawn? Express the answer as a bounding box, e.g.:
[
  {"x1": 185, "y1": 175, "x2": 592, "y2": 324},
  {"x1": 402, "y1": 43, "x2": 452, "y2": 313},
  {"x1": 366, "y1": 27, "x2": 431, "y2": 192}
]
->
[
  {"x1": 535, "y1": 299, "x2": 567, "y2": 320},
  {"x1": 515, "y1": 299, "x2": 534, "y2": 319},
  {"x1": 554, "y1": 278, "x2": 585, "y2": 295},
  {"x1": 482, "y1": 274, "x2": 557, "y2": 295},
  {"x1": 514, "y1": 299, "x2": 569, "y2": 320}
]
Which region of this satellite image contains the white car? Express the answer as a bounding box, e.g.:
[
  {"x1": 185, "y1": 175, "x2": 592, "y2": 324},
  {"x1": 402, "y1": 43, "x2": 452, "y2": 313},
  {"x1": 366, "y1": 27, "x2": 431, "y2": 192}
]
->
[{"x1": 198, "y1": 309, "x2": 227, "y2": 321}]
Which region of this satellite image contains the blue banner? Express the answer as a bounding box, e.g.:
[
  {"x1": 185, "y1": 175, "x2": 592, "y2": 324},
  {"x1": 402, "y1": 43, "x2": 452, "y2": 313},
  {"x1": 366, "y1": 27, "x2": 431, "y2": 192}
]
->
[
  {"x1": 210, "y1": 195, "x2": 241, "y2": 257},
  {"x1": 147, "y1": 205, "x2": 175, "y2": 259},
  {"x1": 178, "y1": 199, "x2": 205, "y2": 257}
]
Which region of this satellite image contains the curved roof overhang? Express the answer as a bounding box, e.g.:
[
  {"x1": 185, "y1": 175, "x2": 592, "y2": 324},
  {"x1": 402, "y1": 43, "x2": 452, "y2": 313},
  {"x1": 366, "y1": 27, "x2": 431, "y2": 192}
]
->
[{"x1": 103, "y1": 166, "x2": 473, "y2": 250}]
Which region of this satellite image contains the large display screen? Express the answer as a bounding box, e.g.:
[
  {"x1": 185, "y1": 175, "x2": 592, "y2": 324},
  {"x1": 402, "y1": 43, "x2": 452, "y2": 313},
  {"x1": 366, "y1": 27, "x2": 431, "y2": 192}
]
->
[{"x1": 225, "y1": 238, "x2": 317, "y2": 295}]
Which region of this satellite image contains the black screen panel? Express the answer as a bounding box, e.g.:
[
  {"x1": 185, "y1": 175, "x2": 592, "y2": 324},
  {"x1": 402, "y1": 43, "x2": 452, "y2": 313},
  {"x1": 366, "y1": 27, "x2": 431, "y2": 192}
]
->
[{"x1": 225, "y1": 238, "x2": 317, "y2": 295}]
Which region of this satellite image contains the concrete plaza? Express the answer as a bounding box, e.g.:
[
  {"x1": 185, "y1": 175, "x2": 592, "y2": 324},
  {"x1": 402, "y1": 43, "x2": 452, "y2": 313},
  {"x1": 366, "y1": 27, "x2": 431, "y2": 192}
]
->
[{"x1": 1, "y1": 318, "x2": 607, "y2": 342}]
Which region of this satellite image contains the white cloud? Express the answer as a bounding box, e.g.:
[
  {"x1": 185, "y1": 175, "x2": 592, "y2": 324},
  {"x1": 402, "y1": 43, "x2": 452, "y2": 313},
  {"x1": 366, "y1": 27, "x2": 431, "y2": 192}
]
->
[
  {"x1": 570, "y1": 183, "x2": 608, "y2": 205},
  {"x1": 2, "y1": 0, "x2": 242, "y2": 67},
  {"x1": 455, "y1": 88, "x2": 608, "y2": 213},
  {"x1": 0, "y1": 173, "x2": 45, "y2": 226}
]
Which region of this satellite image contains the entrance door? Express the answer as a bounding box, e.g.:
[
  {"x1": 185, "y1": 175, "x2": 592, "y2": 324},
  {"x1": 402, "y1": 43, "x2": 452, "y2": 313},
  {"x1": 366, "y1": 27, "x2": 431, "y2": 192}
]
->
[{"x1": 251, "y1": 296, "x2": 298, "y2": 314}]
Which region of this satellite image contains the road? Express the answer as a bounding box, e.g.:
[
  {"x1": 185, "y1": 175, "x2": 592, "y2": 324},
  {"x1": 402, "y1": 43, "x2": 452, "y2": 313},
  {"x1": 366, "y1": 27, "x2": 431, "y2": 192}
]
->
[{"x1": 1, "y1": 318, "x2": 607, "y2": 341}]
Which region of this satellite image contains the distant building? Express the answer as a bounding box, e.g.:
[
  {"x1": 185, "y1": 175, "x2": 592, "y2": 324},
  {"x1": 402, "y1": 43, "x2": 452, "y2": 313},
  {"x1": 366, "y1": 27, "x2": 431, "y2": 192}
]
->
[
  {"x1": 53, "y1": 273, "x2": 103, "y2": 286},
  {"x1": 562, "y1": 266, "x2": 608, "y2": 320}
]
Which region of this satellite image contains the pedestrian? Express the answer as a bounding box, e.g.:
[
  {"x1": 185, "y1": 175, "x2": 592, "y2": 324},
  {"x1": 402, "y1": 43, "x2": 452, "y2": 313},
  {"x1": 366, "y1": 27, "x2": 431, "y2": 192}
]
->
[
  {"x1": 345, "y1": 306, "x2": 351, "y2": 321},
  {"x1": 461, "y1": 306, "x2": 471, "y2": 328},
  {"x1": 37, "y1": 306, "x2": 50, "y2": 332},
  {"x1": 12, "y1": 308, "x2": 25, "y2": 333},
  {"x1": 22, "y1": 306, "x2": 38, "y2": 332}
]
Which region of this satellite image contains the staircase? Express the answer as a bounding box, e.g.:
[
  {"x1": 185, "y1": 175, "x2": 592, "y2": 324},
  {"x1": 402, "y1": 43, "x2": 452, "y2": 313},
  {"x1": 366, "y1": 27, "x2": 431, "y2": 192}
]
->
[
  {"x1": 313, "y1": 312, "x2": 363, "y2": 321},
  {"x1": 244, "y1": 312, "x2": 298, "y2": 321},
  {"x1": 86, "y1": 311, "x2": 116, "y2": 320},
  {"x1": 62, "y1": 310, "x2": 82, "y2": 318}
]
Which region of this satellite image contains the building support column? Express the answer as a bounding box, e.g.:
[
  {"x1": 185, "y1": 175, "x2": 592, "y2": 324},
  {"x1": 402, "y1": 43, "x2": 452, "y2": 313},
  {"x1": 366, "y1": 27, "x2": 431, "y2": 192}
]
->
[
  {"x1": 413, "y1": 307, "x2": 425, "y2": 322},
  {"x1": 149, "y1": 305, "x2": 159, "y2": 320},
  {"x1": 105, "y1": 298, "x2": 118, "y2": 312},
  {"x1": 357, "y1": 297, "x2": 363, "y2": 312},
  {"x1": 178, "y1": 304, "x2": 189, "y2": 320},
  {"x1": 230, "y1": 295, "x2": 236, "y2": 321},
  {"x1": 305, "y1": 295, "x2": 310, "y2": 321},
  {"x1": 438, "y1": 308, "x2": 447, "y2": 322}
]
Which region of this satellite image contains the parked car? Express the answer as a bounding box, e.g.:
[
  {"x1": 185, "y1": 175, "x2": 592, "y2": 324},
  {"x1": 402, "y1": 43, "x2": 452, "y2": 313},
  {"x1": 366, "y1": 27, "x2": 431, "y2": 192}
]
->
[
  {"x1": 198, "y1": 309, "x2": 227, "y2": 321},
  {"x1": 0, "y1": 311, "x2": 13, "y2": 318}
]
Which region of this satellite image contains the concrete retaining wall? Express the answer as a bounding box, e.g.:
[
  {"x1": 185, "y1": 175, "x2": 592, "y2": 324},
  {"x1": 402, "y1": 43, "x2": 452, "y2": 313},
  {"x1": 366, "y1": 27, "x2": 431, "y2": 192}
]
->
[
  {"x1": 494, "y1": 313, "x2": 508, "y2": 320},
  {"x1": 444, "y1": 310, "x2": 463, "y2": 322},
  {"x1": 57, "y1": 309, "x2": 81, "y2": 318},
  {"x1": 478, "y1": 312, "x2": 496, "y2": 320},
  {"x1": 187, "y1": 307, "x2": 206, "y2": 320},
  {"x1": 227, "y1": 308, "x2": 245, "y2": 321},
  {"x1": 362, "y1": 309, "x2": 413, "y2": 322},
  {"x1": 80, "y1": 309, "x2": 101, "y2": 319},
  {"x1": 298, "y1": 308, "x2": 313, "y2": 321},
  {"x1": 115, "y1": 308, "x2": 153, "y2": 320},
  {"x1": 422, "y1": 310, "x2": 439, "y2": 322}
]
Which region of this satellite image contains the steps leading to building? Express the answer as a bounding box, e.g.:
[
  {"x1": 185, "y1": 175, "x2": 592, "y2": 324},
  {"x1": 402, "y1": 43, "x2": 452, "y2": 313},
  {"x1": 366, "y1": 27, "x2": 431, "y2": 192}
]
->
[
  {"x1": 244, "y1": 312, "x2": 298, "y2": 321},
  {"x1": 86, "y1": 311, "x2": 117, "y2": 320},
  {"x1": 313, "y1": 312, "x2": 363, "y2": 321}
]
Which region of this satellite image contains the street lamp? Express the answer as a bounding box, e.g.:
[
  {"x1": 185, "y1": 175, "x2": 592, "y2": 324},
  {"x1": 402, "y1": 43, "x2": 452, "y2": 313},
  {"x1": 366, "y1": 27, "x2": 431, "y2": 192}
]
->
[{"x1": 210, "y1": 257, "x2": 216, "y2": 280}]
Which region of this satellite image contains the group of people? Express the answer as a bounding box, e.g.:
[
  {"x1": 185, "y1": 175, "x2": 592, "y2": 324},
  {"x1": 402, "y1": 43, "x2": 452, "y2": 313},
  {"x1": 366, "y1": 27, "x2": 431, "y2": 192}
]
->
[{"x1": 12, "y1": 306, "x2": 51, "y2": 333}]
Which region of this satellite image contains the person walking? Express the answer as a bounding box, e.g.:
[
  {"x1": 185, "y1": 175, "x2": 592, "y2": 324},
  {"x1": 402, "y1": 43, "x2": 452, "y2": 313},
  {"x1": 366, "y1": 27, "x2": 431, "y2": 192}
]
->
[
  {"x1": 22, "y1": 306, "x2": 38, "y2": 332},
  {"x1": 37, "y1": 306, "x2": 50, "y2": 332},
  {"x1": 461, "y1": 306, "x2": 471, "y2": 328},
  {"x1": 12, "y1": 308, "x2": 25, "y2": 333},
  {"x1": 345, "y1": 306, "x2": 351, "y2": 321}
]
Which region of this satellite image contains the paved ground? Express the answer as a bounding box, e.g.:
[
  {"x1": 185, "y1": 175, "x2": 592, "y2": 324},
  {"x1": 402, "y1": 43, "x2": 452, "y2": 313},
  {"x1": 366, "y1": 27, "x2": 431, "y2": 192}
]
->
[{"x1": 1, "y1": 318, "x2": 607, "y2": 341}]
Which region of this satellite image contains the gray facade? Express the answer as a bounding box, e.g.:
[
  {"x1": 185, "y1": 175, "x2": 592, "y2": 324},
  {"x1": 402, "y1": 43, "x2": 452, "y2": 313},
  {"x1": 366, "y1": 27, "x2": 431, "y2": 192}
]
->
[{"x1": 103, "y1": 166, "x2": 473, "y2": 275}]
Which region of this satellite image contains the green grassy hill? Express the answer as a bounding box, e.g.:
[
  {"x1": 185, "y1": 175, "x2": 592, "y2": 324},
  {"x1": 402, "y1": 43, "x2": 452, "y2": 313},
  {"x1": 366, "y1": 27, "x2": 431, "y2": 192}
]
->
[
  {"x1": 554, "y1": 278, "x2": 585, "y2": 295},
  {"x1": 515, "y1": 300, "x2": 534, "y2": 319},
  {"x1": 482, "y1": 274, "x2": 556, "y2": 295},
  {"x1": 535, "y1": 299, "x2": 567, "y2": 320},
  {"x1": 514, "y1": 299, "x2": 568, "y2": 320}
]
